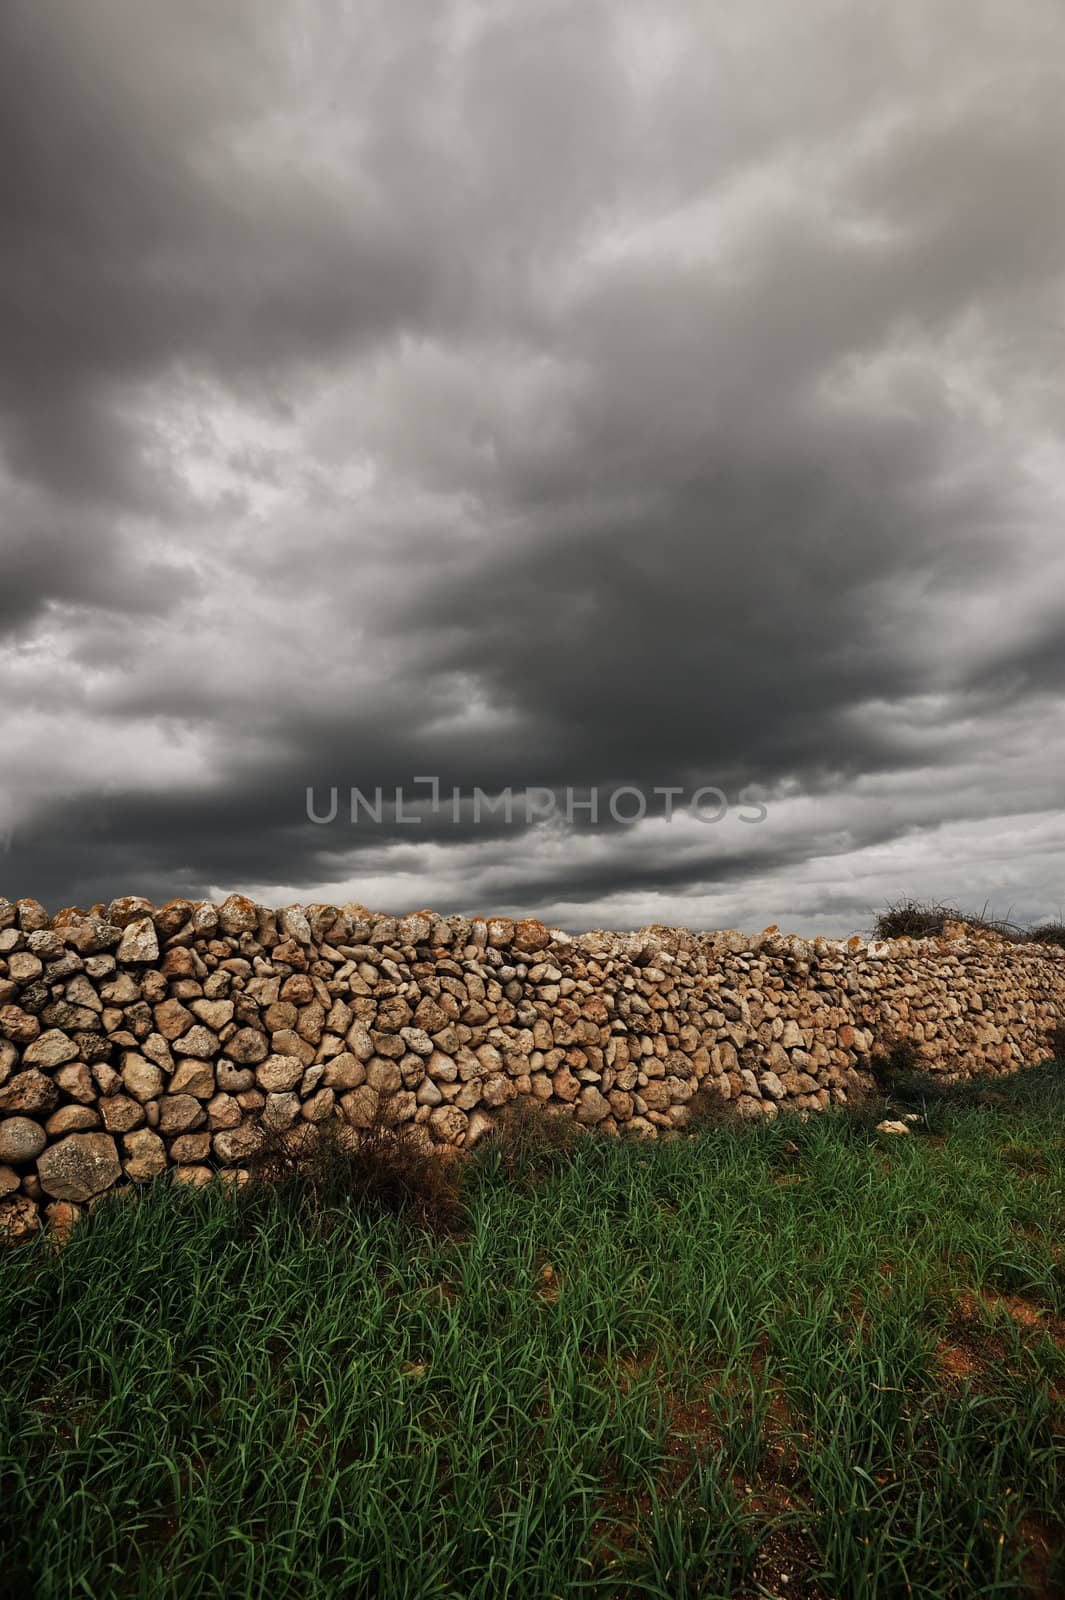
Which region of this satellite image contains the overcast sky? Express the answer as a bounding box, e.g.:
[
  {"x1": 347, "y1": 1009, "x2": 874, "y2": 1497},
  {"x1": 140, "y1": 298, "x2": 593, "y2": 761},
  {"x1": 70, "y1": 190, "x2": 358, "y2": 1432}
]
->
[{"x1": 2, "y1": 0, "x2": 1063, "y2": 936}]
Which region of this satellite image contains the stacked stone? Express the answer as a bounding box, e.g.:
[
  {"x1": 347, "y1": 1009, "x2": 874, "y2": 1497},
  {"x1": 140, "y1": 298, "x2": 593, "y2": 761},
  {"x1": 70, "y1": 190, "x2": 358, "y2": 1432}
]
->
[{"x1": 1, "y1": 894, "x2": 1063, "y2": 1239}]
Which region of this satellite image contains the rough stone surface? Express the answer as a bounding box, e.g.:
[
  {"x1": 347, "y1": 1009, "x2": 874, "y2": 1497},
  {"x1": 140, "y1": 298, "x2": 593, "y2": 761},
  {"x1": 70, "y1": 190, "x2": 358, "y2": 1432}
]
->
[
  {"x1": 0, "y1": 1116, "x2": 47, "y2": 1163},
  {"x1": 117, "y1": 918, "x2": 160, "y2": 964},
  {"x1": 37, "y1": 1133, "x2": 122, "y2": 1201}
]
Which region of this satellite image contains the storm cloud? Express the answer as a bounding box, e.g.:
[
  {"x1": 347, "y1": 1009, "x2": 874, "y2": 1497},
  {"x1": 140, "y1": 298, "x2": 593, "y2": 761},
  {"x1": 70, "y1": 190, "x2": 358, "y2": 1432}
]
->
[{"x1": 2, "y1": 0, "x2": 1064, "y2": 934}]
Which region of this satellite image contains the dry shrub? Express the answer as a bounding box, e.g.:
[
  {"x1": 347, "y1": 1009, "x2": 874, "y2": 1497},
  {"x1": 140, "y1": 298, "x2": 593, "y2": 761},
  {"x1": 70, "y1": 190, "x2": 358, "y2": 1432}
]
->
[
  {"x1": 874, "y1": 897, "x2": 1065, "y2": 949},
  {"x1": 465, "y1": 1095, "x2": 590, "y2": 1186},
  {"x1": 873, "y1": 898, "x2": 1027, "y2": 943},
  {"x1": 867, "y1": 1035, "x2": 923, "y2": 1095},
  {"x1": 241, "y1": 1101, "x2": 465, "y2": 1237},
  {"x1": 684, "y1": 1079, "x2": 744, "y2": 1134}
]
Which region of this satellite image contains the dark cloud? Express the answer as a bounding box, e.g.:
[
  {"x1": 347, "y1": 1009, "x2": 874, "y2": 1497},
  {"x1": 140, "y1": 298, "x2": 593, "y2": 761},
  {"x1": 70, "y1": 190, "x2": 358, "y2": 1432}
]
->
[{"x1": 2, "y1": 0, "x2": 1064, "y2": 934}]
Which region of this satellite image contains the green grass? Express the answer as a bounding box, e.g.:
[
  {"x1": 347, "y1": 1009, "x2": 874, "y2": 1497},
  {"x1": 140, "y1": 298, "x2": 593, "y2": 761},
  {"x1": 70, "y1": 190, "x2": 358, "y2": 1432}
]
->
[{"x1": 2, "y1": 1063, "x2": 1065, "y2": 1599}]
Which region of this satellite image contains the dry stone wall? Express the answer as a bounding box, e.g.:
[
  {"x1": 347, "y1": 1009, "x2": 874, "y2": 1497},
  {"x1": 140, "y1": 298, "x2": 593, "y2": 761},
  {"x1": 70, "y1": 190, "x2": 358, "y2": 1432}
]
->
[{"x1": 2, "y1": 893, "x2": 1063, "y2": 1239}]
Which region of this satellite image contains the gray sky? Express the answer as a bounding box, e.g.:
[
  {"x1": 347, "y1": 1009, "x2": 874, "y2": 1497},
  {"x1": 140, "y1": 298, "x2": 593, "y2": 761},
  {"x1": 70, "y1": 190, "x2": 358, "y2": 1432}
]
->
[{"x1": 2, "y1": 0, "x2": 1064, "y2": 936}]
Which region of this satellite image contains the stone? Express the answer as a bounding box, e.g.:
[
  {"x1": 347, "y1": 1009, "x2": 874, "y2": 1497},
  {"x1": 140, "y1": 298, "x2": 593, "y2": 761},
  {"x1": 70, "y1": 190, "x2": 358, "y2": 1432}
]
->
[
  {"x1": 366, "y1": 1058, "x2": 402, "y2": 1093},
  {"x1": 339, "y1": 1085, "x2": 379, "y2": 1128},
  {"x1": 168, "y1": 1132, "x2": 211, "y2": 1163},
  {"x1": 255, "y1": 1054, "x2": 304, "y2": 1092},
  {"x1": 322, "y1": 1053, "x2": 365, "y2": 1090},
  {"x1": 216, "y1": 1062, "x2": 255, "y2": 1092},
  {"x1": 8, "y1": 951, "x2": 44, "y2": 984},
  {"x1": 876, "y1": 1120, "x2": 910, "y2": 1136},
  {"x1": 212, "y1": 1125, "x2": 264, "y2": 1163},
  {"x1": 223, "y1": 1027, "x2": 268, "y2": 1064},
  {"x1": 45, "y1": 1105, "x2": 100, "y2": 1135},
  {"x1": 173, "y1": 1025, "x2": 220, "y2": 1059},
  {"x1": 0, "y1": 1164, "x2": 20, "y2": 1197},
  {"x1": 99, "y1": 1095, "x2": 145, "y2": 1134},
  {"x1": 0, "y1": 1004, "x2": 41, "y2": 1045},
  {"x1": 0, "y1": 1195, "x2": 41, "y2": 1241},
  {"x1": 117, "y1": 917, "x2": 160, "y2": 964},
  {"x1": 121, "y1": 1055, "x2": 164, "y2": 1102},
  {"x1": 0, "y1": 1070, "x2": 59, "y2": 1116},
  {"x1": 0, "y1": 1117, "x2": 47, "y2": 1163},
  {"x1": 575, "y1": 1085, "x2": 611, "y2": 1123},
  {"x1": 169, "y1": 1060, "x2": 216, "y2": 1099},
  {"x1": 63, "y1": 916, "x2": 122, "y2": 956},
  {"x1": 301, "y1": 1087, "x2": 335, "y2": 1122},
  {"x1": 279, "y1": 905, "x2": 313, "y2": 945},
  {"x1": 23, "y1": 1029, "x2": 78, "y2": 1068},
  {"x1": 464, "y1": 1108, "x2": 497, "y2": 1147},
  {"x1": 37, "y1": 1133, "x2": 121, "y2": 1201},
  {"x1": 158, "y1": 1095, "x2": 206, "y2": 1134},
  {"x1": 428, "y1": 1104, "x2": 468, "y2": 1143},
  {"x1": 54, "y1": 1062, "x2": 96, "y2": 1103},
  {"x1": 263, "y1": 1091, "x2": 300, "y2": 1130},
  {"x1": 206, "y1": 1092, "x2": 242, "y2": 1130},
  {"x1": 190, "y1": 998, "x2": 234, "y2": 1030},
  {"x1": 122, "y1": 1128, "x2": 167, "y2": 1181},
  {"x1": 218, "y1": 895, "x2": 259, "y2": 935}
]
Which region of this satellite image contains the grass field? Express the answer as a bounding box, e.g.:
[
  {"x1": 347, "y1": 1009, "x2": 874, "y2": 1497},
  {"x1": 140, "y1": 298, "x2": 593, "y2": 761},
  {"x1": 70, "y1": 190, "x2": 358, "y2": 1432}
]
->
[{"x1": 2, "y1": 1063, "x2": 1064, "y2": 1599}]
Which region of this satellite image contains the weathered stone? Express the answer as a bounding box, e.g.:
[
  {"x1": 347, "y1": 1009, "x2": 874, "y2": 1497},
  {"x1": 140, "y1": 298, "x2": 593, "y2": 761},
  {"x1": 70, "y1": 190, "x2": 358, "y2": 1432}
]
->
[
  {"x1": 121, "y1": 1055, "x2": 164, "y2": 1102},
  {"x1": 0, "y1": 1194, "x2": 41, "y2": 1240},
  {"x1": 255, "y1": 1054, "x2": 304, "y2": 1092},
  {"x1": 0, "y1": 1004, "x2": 40, "y2": 1045},
  {"x1": 173, "y1": 1025, "x2": 220, "y2": 1059},
  {"x1": 0, "y1": 1164, "x2": 20, "y2": 1197},
  {"x1": 0, "y1": 1068, "x2": 59, "y2": 1116},
  {"x1": 9, "y1": 951, "x2": 44, "y2": 984},
  {"x1": 218, "y1": 895, "x2": 259, "y2": 935},
  {"x1": 223, "y1": 1027, "x2": 268, "y2": 1064},
  {"x1": 262, "y1": 1091, "x2": 300, "y2": 1131},
  {"x1": 117, "y1": 917, "x2": 160, "y2": 964},
  {"x1": 54, "y1": 1062, "x2": 96, "y2": 1103},
  {"x1": 339, "y1": 1085, "x2": 379, "y2": 1128},
  {"x1": 365, "y1": 1058, "x2": 402, "y2": 1093},
  {"x1": 168, "y1": 1132, "x2": 211, "y2": 1163},
  {"x1": 23, "y1": 1029, "x2": 78, "y2": 1068},
  {"x1": 168, "y1": 1060, "x2": 216, "y2": 1099},
  {"x1": 174, "y1": 1165, "x2": 214, "y2": 1187},
  {"x1": 190, "y1": 999, "x2": 234, "y2": 1031},
  {"x1": 158, "y1": 1095, "x2": 206, "y2": 1134},
  {"x1": 428, "y1": 1104, "x2": 468, "y2": 1143},
  {"x1": 0, "y1": 1117, "x2": 47, "y2": 1163},
  {"x1": 46, "y1": 1104, "x2": 100, "y2": 1134},
  {"x1": 206, "y1": 1092, "x2": 242, "y2": 1130},
  {"x1": 322, "y1": 1053, "x2": 365, "y2": 1090},
  {"x1": 37, "y1": 1133, "x2": 121, "y2": 1201},
  {"x1": 122, "y1": 1128, "x2": 167, "y2": 1181},
  {"x1": 575, "y1": 1085, "x2": 611, "y2": 1123},
  {"x1": 216, "y1": 1061, "x2": 255, "y2": 1092},
  {"x1": 100, "y1": 1095, "x2": 145, "y2": 1133},
  {"x1": 212, "y1": 1125, "x2": 264, "y2": 1163}
]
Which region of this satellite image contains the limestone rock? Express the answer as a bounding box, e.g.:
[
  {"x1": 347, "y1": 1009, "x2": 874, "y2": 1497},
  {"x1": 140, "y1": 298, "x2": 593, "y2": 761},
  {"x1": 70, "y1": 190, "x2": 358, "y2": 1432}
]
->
[
  {"x1": 23, "y1": 1029, "x2": 78, "y2": 1068},
  {"x1": 0, "y1": 1068, "x2": 58, "y2": 1116},
  {"x1": 0, "y1": 1116, "x2": 47, "y2": 1163},
  {"x1": 123, "y1": 1128, "x2": 167, "y2": 1181},
  {"x1": 117, "y1": 917, "x2": 160, "y2": 964},
  {"x1": 37, "y1": 1133, "x2": 121, "y2": 1201},
  {"x1": 158, "y1": 1095, "x2": 206, "y2": 1134},
  {"x1": 0, "y1": 1194, "x2": 41, "y2": 1241}
]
